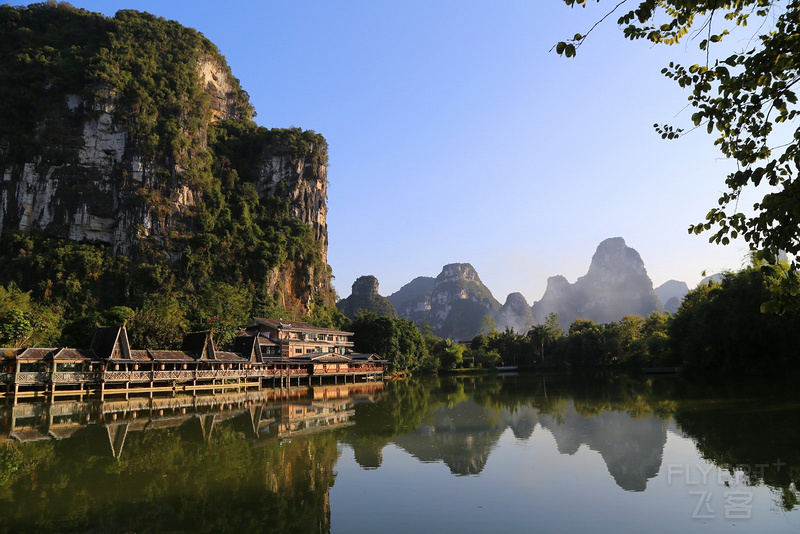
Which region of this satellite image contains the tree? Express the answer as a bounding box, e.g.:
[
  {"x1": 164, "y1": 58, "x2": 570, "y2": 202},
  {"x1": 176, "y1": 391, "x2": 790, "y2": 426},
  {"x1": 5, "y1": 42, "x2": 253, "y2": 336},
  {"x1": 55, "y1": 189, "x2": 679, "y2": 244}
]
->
[
  {"x1": 0, "y1": 309, "x2": 33, "y2": 346},
  {"x1": 565, "y1": 319, "x2": 609, "y2": 365},
  {"x1": 430, "y1": 338, "x2": 465, "y2": 370},
  {"x1": 127, "y1": 297, "x2": 188, "y2": 349},
  {"x1": 668, "y1": 265, "x2": 800, "y2": 373},
  {"x1": 558, "y1": 1, "x2": 800, "y2": 306},
  {"x1": 527, "y1": 312, "x2": 563, "y2": 363},
  {"x1": 346, "y1": 312, "x2": 430, "y2": 373}
]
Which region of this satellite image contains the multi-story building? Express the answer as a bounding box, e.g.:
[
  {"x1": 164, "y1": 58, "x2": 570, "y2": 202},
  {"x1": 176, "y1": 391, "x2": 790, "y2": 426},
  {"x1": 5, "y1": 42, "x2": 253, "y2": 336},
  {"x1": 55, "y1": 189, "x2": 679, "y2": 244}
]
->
[{"x1": 235, "y1": 318, "x2": 355, "y2": 360}]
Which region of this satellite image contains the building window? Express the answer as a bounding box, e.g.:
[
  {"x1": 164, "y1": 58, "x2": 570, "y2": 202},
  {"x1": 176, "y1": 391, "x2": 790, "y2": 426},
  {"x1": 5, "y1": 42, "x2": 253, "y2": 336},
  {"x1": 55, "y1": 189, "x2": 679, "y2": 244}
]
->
[{"x1": 295, "y1": 348, "x2": 302, "y2": 354}]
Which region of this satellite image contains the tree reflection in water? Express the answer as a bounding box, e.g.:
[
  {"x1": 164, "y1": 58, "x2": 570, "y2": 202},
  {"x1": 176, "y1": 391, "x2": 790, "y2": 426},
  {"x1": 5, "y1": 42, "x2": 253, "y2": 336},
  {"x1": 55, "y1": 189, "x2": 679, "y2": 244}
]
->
[{"x1": 0, "y1": 374, "x2": 798, "y2": 533}]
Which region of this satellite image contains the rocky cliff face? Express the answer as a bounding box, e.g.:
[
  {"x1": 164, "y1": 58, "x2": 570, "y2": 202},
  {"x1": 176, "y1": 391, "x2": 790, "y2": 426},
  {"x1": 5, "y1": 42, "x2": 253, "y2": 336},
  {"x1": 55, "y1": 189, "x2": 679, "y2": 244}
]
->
[
  {"x1": 387, "y1": 276, "x2": 436, "y2": 324},
  {"x1": 493, "y1": 292, "x2": 536, "y2": 334},
  {"x1": 390, "y1": 264, "x2": 500, "y2": 340},
  {"x1": 254, "y1": 151, "x2": 328, "y2": 264},
  {"x1": 337, "y1": 275, "x2": 398, "y2": 318},
  {"x1": 0, "y1": 5, "x2": 332, "y2": 315},
  {"x1": 429, "y1": 263, "x2": 501, "y2": 339},
  {"x1": 654, "y1": 280, "x2": 688, "y2": 314},
  {"x1": 532, "y1": 238, "x2": 664, "y2": 330}
]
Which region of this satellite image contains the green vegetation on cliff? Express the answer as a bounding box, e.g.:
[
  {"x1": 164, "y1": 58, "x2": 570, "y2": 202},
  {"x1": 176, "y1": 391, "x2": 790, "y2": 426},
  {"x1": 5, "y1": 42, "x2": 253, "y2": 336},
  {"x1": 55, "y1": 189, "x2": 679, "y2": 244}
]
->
[
  {"x1": 0, "y1": 4, "x2": 341, "y2": 349},
  {"x1": 336, "y1": 276, "x2": 398, "y2": 319}
]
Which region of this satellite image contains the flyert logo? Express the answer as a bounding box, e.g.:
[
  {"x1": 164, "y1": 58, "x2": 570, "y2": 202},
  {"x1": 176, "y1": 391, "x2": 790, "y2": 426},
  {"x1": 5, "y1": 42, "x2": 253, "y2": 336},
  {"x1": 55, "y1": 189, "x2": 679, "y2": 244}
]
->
[{"x1": 666, "y1": 461, "x2": 789, "y2": 520}]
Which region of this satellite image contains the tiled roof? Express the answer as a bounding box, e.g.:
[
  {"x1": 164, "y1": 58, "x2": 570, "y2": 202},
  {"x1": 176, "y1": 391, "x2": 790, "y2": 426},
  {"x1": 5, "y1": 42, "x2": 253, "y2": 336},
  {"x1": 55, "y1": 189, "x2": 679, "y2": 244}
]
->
[
  {"x1": 256, "y1": 334, "x2": 279, "y2": 346},
  {"x1": 129, "y1": 350, "x2": 152, "y2": 361},
  {"x1": 308, "y1": 353, "x2": 354, "y2": 363},
  {"x1": 9, "y1": 428, "x2": 50, "y2": 442},
  {"x1": 285, "y1": 352, "x2": 352, "y2": 363},
  {"x1": 349, "y1": 353, "x2": 385, "y2": 361},
  {"x1": 214, "y1": 351, "x2": 246, "y2": 362},
  {"x1": 48, "y1": 426, "x2": 83, "y2": 440},
  {"x1": 18, "y1": 348, "x2": 56, "y2": 360},
  {"x1": 147, "y1": 350, "x2": 196, "y2": 362},
  {"x1": 252, "y1": 318, "x2": 354, "y2": 336},
  {"x1": 51, "y1": 348, "x2": 94, "y2": 361}
]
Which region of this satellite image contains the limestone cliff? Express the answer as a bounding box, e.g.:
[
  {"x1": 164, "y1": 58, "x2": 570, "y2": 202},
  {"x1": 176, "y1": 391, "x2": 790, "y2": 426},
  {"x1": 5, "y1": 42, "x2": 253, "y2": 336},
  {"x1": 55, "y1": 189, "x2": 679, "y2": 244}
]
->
[
  {"x1": 337, "y1": 275, "x2": 398, "y2": 319},
  {"x1": 390, "y1": 264, "x2": 500, "y2": 340},
  {"x1": 532, "y1": 238, "x2": 664, "y2": 330},
  {"x1": 429, "y1": 264, "x2": 500, "y2": 339},
  {"x1": 387, "y1": 276, "x2": 436, "y2": 324},
  {"x1": 0, "y1": 5, "x2": 332, "y2": 316},
  {"x1": 654, "y1": 280, "x2": 688, "y2": 314},
  {"x1": 493, "y1": 292, "x2": 536, "y2": 334}
]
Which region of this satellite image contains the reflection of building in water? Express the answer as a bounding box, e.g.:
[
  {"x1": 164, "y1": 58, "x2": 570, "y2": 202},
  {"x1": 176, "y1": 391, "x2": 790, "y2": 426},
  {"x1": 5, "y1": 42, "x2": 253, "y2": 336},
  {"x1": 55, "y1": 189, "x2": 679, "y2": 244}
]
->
[
  {"x1": 0, "y1": 383, "x2": 384, "y2": 459},
  {"x1": 252, "y1": 384, "x2": 385, "y2": 440}
]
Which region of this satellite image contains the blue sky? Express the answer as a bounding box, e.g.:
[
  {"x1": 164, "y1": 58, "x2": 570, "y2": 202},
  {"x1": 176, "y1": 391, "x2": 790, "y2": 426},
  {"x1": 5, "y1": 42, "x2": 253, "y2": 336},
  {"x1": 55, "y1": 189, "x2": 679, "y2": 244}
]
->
[{"x1": 62, "y1": 1, "x2": 754, "y2": 303}]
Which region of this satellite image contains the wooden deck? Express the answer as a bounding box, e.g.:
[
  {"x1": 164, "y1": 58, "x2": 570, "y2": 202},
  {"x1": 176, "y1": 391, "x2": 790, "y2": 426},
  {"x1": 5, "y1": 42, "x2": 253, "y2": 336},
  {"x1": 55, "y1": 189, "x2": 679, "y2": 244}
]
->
[{"x1": 0, "y1": 364, "x2": 384, "y2": 402}]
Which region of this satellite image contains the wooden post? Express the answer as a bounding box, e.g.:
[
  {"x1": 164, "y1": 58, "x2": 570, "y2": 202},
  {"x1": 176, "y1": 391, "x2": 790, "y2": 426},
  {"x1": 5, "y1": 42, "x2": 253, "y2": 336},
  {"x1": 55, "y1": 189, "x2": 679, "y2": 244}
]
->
[
  {"x1": 12, "y1": 359, "x2": 20, "y2": 405},
  {"x1": 49, "y1": 361, "x2": 56, "y2": 397}
]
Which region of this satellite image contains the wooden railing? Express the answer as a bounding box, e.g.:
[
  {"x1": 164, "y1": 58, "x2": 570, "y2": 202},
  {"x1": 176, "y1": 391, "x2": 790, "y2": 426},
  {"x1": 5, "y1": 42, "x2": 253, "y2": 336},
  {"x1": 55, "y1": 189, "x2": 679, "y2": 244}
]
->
[
  {"x1": 16, "y1": 372, "x2": 49, "y2": 384},
  {"x1": 104, "y1": 369, "x2": 261, "y2": 382},
  {"x1": 104, "y1": 371, "x2": 153, "y2": 382},
  {"x1": 3, "y1": 365, "x2": 381, "y2": 386},
  {"x1": 53, "y1": 372, "x2": 99, "y2": 383}
]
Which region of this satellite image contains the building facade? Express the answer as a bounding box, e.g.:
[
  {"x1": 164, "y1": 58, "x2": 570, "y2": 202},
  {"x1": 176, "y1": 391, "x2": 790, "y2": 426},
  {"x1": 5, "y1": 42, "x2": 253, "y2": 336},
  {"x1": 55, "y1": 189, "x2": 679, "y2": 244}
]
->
[{"x1": 235, "y1": 318, "x2": 355, "y2": 359}]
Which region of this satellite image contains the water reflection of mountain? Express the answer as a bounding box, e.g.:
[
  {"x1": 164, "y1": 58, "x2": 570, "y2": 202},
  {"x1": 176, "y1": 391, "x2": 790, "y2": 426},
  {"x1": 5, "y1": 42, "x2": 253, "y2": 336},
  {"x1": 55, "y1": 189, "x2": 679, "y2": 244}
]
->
[
  {"x1": 343, "y1": 376, "x2": 669, "y2": 490},
  {"x1": 538, "y1": 402, "x2": 668, "y2": 491},
  {"x1": 392, "y1": 400, "x2": 521, "y2": 475},
  {"x1": 382, "y1": 398, "x2": 666, "y2": 490},
  {"x1": 0, "y1": 383, "x2": 386, "y2": 534}
]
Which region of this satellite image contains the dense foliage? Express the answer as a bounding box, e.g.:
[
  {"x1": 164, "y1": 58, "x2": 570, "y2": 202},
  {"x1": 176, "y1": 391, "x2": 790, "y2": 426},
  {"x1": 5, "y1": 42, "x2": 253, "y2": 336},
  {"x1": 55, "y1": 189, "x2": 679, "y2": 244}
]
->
[
  {"x1": 669, "y1": 263, "x2": 800, "y2": 374},
  {"x1": 336, "y1": 293, "x2": 398, "y2": 319},
  {"x1": 558, "y1": 0, "x2": 800, "y2": 306},
  {"x1": 465, "y1": 264, "x2": 799, "y2": 375},
  {"x1": 346, "y1": 312, "x2": 433, "y2": 373},
  {"x1": 0, "y1": 421, "x2": 341, "y2": 533}
]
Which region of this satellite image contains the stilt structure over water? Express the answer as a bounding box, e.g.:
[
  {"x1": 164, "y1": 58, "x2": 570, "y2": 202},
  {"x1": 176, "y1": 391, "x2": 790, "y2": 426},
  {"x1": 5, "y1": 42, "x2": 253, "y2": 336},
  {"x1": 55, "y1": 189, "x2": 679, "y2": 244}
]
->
[
  {"x1": 0, "y1": 382, "x2": 386, "y2": 457},
  {"x1": 0, "y1": 320, "x2": 386, "y2": 401}
]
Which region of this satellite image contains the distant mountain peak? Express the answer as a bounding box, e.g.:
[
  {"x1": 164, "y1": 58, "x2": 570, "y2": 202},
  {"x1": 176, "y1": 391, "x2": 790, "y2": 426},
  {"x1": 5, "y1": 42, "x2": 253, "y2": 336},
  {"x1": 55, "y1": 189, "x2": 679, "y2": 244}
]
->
[
  {"x1": 351, "y1": 275, "x2": 380, "y2": 296},
  {"x1": 654, "y1": 280, "x2": 689, "y2": 313},
  {"x1": 336, "y1": 275, "x2": 396, "y2": 318},
  {"x1": 533, "y1": 238, "x2": 663, "y2": 329},
  {"x1": 585, "y1": 237, "x2": 646, "y2": 279},
  {"x1": 493, "y1": 292, "x2": 535, "y2": 334},
  {"x1": 436, "y1": 263, "x2": 481, "y2": 284}
]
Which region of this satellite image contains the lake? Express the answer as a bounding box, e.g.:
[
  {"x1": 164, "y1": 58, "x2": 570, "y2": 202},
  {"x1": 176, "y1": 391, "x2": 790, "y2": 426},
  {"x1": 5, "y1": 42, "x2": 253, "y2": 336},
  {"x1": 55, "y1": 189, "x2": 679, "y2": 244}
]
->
[{"x1": 1, "y1": 374, "x2": 798, "y2": 533}]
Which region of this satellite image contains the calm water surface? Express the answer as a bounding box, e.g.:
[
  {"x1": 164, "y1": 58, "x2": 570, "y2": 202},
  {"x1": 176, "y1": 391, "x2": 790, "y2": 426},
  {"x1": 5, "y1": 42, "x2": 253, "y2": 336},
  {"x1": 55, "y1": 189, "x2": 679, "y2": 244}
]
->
[{"x1": 1, "y1": 374, "x2": 798, "y2": 533}]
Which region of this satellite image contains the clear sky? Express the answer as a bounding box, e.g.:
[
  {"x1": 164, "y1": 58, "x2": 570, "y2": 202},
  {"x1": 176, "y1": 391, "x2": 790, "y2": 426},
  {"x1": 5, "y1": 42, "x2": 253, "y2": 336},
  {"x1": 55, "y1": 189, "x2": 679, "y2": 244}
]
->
[{"x1": 58, "y1": 1, "x2": 756, "y2": 304}]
